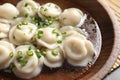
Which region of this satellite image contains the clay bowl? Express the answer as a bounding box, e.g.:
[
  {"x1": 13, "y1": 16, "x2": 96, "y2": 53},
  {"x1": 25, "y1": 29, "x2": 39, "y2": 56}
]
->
[{"x1": 0, "y1": 0, "x2": 120, "y2": 80}]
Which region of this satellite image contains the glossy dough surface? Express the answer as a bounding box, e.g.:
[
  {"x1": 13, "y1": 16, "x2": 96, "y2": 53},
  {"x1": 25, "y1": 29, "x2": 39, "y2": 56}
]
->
[
  {"x1": 0, "y1": 0, "x2": 97, "y2": 79},
  {"x1": 0, "y1": 40, "x2": 15, "y2": 69},
  {"x1": 13, "y1": 45, "x2": 43, "y2": 79},
  {"x1": 0, "y1": 3, "x2": 19, "y2": 19}
]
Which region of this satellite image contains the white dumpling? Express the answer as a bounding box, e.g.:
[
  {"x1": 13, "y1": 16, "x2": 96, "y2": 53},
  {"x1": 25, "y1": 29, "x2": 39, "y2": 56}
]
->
[
  {"x1": 44, "y1": 47, "x2": 64, "y2": 68},
  {"x1": 40, "y1": 3, "x2": 62, "y2": 17},
  {"x1": 36, "y1": 27, "x2": 62, "y2": 49},
  {"x1": 59, "y1": 8, "x2": 86, "y2": 27},
  {"x1": 48, "y1": 21, "x2": 60, "y2": 29},
  {"x1": 0, "y1": 22, "x2": 10, "y2": 38},
  {"x1": 0, "y1": 40, "x2": 15, "y2": 69},
  {"x1": 0, "y1": 3, "x2": 19, "y2": 19},
  {"x1": 9, "y1": 22, "x2": 37, "y2": 45},
  {"x1": 63, "y1": 34, "x2": 94, "y2": 66},
  {"x1": 13, "y1": 45, "x2": 43, "y2": 79},
  {"x1": 11, "y1": 17, "x2": 24, "y2": 26},
  {"x1": 0, "y1": 18, "x2": 13, "y2": 24},
  {"x1": 60, "y1": 26, "x2": 84, "y2": 37},
  {"x1": 17, "y1": 0, "x2": 39, "y2": 16}
]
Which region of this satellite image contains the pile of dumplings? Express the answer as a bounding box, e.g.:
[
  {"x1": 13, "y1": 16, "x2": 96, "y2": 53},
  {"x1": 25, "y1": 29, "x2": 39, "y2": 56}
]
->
[{"x1": 0, "y1": 0, "x2": 95, "y2": 79}]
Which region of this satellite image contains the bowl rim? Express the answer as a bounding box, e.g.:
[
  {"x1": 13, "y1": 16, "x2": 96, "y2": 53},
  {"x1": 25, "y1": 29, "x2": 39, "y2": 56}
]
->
[{"x1": 90, "y1": 0, "x2": 120, "y2": 80}]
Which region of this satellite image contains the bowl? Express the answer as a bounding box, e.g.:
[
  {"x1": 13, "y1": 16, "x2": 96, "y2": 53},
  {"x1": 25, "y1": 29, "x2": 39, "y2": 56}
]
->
[{"x1": 0, "y1": 0, "x2": 120, "y2": 80}]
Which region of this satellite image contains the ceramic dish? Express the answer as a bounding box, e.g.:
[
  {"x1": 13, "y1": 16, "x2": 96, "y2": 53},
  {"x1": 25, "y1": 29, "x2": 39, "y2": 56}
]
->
[{"x1": 0, "y1": 0, "x2": 120, "y2": 80}]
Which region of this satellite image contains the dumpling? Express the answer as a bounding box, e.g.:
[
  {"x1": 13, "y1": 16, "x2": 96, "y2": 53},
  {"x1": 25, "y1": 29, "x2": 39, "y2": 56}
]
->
[
  {"x1": 11, "y1": 17, "x2": 24, "y2": 26},
  {"x1": 0, "y1": 22, "x2": 10, "y2": 38},
  {"x1": 39, "y1": 3, "x2": 62, "y2": 17},
  {"x1": 59, "y1": 8, "x2": 86, "y2": 27},
  {"x1": 9, "y1": 21, "x2": 37, "y2": 45},
  {"x1": 60, "y1": 26, "x2": 85, "y2": 37},
  {"x1": 63, "y1": 34, "x2": 94, "y2": 66},
  {"x1": 0, "y1": 18, "x2": 12, "y2": 24},
  {"x1": 43, "y1": 47, "x2": 64, "y2": 68},
  {"x1": 0, "y1": 3, "x2": 19, "y2": 19},
  {"x1": 0, "y1": 40, "x2": 15, "y2": 69},
  {"x1": 36, "y1": 27, "x2": 62, "y2": 49},
  {"x1": 17, "y1": 0, "x2": 39, "y2": 16},
  {"x1": 48, "y1": 21, "x2": 60, "y2": 29},
  {"x1": 13, "y1": 45, "x2": 43, "y2": 79}
]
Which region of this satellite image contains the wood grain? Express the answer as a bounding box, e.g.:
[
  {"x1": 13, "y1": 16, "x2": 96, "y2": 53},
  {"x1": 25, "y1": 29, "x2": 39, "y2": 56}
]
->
[
  {"x1": 0, "y1": 0, "x2": 119, "y2": 80},
  {"x1": 106, "y1": 0, "x2": 120, "y2": 72}
]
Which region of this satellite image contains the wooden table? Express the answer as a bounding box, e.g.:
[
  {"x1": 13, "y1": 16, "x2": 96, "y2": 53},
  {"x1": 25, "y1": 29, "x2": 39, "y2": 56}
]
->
[{"x1": 106, "y1": 0, "x2": 120, "y2": 72}]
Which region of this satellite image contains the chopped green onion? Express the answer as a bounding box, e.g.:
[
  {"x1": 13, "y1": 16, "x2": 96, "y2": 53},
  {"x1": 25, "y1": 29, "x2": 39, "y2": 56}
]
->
[
  {"x1": 48, "y1": 20, "x2": 53, "y2": 24},
  {"x1": 21, "y1": 20, "x2": 28, "y2": 25},
  {"x1": 44, "y1": 8, "x2": 48, "y2": 11},
  {"x1": 52, "y1": 29, "x2": 60, "y2": 36},
  {"x1": 30, "y1": 14, "x2": 58, "y2": 28},
  {"x1": 17, "y1": 51, "x2": 23, "y2": 58},
  {"x1": 38, "y1": 30, "x2": 43, "y2": 34},
  {"x1": 30, "y1": 29, "x2": 33, "y2": 33},
  {"x1": 24, "y1": 3, "x2": 28, "y2": 7},
  {"x1": 9, "y1": 52, "x2": 14, "y2": 58},
  {"x1": 13, "y1": 16, "x2": 18, "y2": 19},
  {"x1": 41, "y1": 7, "x2": 48, "y2": 11},
  {"x1": 32, "y1": 7, "x2": 38, "y2": 11},
  {"x1": 35, "y1": 49, "x2": 41, "y2": 59},
  {"x1": 16, "y1": 25, "x2": 21, "y2": 30},
  {"x1": 41, "y1": 7, "x2": 44, "y2": 9},
  {"x1": 57, "y1": 40, "x2": 62, "y2": 44},
  {"x1": 41, "y1": 50, "x2": 46, "y2": 56},
  {"x1": 52, "y1": 50, "x2": 58, "y2": 56},
  {"x1": 4, "y1": 63, "x2": 14, "y2": 73},
  {"x1": 13, "y1": 36, "x2": 15, "y2": 39},
  {"x1": 37, "y1": 30, "x2": 43, "y2": 39},
  {"x1": 20, "y1": 59, "x2": 28, "y2": 67},
  {"x1": 28, "y1": 46, "x2": 32, "y2": 51},
  {"x1": 55, "y1": 5, "x2": 58, "y2": 9},
  {"x1": 26, "y1": 50, "x2": 33, "y2": 56},
  {"x1": 17, "y1": 57, "x2": 22, "y2": 62},
  {"x1": 62, "y1": 32, "x2": 67, "y2": 39},
  {"x1": 24, "y1": 13, "x2": 29, "y2": 18}
]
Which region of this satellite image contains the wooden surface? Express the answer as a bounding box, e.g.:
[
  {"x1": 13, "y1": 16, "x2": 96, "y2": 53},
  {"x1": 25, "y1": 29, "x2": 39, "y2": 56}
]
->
[
  {"x1": 106, "y1": 0, "x2": 120, "y2": 72},
  {"x1": 0, "y1": 0, "x2": 119, "y2": 80}
]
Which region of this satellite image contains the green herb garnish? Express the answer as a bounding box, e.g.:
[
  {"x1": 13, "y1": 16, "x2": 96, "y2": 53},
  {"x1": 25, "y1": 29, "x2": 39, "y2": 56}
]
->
[
  {"x1": 16, "y1": 24, "x2": 22, "y2": 30},
  {"x1": 55, "y1": 5, "x2": 58, "y2": 9},
  {"x1": 62, "y1": 32, "x2": 67, "y2": 39},
  {"x1": 27, "y1": 50, "x2": 33, "y2": 56},
  {"x1": 24, "y1": 13, "x2": 29, "y2": 18},
  {"x1": 13, "y1": 16, "x2": 18, "y2": 19},
  {"x1": 30, "y1": 14, "x2": 58, "y2": 28},
  {"x1": 41, "y1": 50, "x2": 46, "y2": 56},
  {"x1": 52, "y1": 29, "x2": 60, "y2": 36},
  {"x1": 13, "y1": 36, "x2": 15, "y2": 39},
  {"x1": 44, "y1": 8, "x2": 48, "y2": 11},
  {"x1": 35, "y1": 49, "x2": 41, "y2": 59},
  {"x1": 4, "y1": 63, "x2": 14, "y2": 73},
  {"x1": 20, "y1": 59, "x2": 28, "y2": 67},
  {"x1": 24, "y1": 3, "x2": 28, "y2": 7},
  {"x1": 57, "y1": 40, "x2": 62, "y2": 44},
  {"x1": 28, "y1": 46, "x2": 32, "y2": 51},
  {"x1": 52, "y1": 50, "x2": 58, "y2": 56},
  {"x1": 21, "y1": 20, "x2": 28, "y2": 25},
  {"x1": 17, "y1": 51, "x2": 23, "y2": 58},
  {"x1": 29, "y1": 29, "x2": 33, "y2": 33},
  {"x1": 37, "y1": 30, "x2": 43, "y2": 39},
  {"x1": 9, "y1": 52, "x2": 14, "y2": 58}
]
